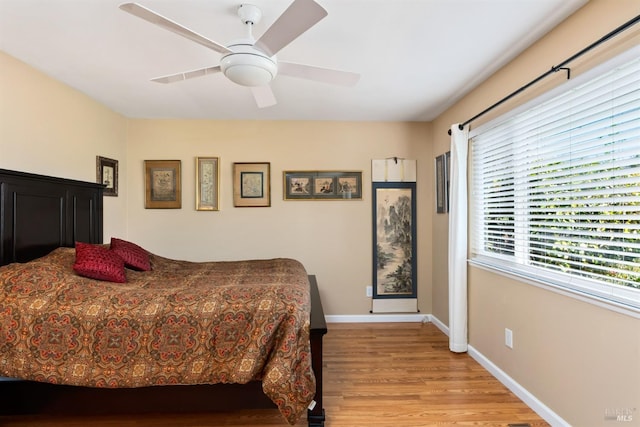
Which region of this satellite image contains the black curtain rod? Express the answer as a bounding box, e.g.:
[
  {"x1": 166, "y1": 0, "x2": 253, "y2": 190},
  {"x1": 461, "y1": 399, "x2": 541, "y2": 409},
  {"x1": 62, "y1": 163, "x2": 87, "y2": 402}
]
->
[{"x1": 448, "y1": 13, "x2": 640, "y2": 135}]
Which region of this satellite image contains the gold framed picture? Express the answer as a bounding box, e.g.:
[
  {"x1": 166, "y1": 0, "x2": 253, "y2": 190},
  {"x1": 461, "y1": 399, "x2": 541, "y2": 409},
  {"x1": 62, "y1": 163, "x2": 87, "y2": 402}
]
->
[
  {"x1": 96, "y1": 156, "x2": 118, "y2": 197},
  {"x1": 196, "y1": 157, "x2": 219, "y2": 211},
  {"x1": 144, "y1": 160, "x2": 181, "y2": 209},
  {"x1": 283, "y1": 171, "x2": 362, "y2": 200},
  {"x1": 233, "y1": 162, "x2": 271, "y2": 207}
]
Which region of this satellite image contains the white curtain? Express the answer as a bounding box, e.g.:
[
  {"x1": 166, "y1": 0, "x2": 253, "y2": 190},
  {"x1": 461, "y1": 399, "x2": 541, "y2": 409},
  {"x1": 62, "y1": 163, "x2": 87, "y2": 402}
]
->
[{"x1": 448, "y1": 124, "x2": 469, "y2": 353}]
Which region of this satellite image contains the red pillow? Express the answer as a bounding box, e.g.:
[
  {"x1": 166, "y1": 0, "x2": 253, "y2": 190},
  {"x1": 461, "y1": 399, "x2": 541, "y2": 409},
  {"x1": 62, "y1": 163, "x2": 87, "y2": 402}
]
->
[
  {"x1": 110, "y1": 238, "x2": 151, "y2": 271},
  {"x1": 73, "y1": 242, "x2": 126, "y2": 283}
]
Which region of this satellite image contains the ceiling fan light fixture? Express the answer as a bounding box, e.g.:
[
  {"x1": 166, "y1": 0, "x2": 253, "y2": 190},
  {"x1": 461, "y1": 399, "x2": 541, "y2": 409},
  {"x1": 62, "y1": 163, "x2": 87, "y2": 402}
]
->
[{"x1": 220, "y1": 45, "x2": 278, "y2": 87}]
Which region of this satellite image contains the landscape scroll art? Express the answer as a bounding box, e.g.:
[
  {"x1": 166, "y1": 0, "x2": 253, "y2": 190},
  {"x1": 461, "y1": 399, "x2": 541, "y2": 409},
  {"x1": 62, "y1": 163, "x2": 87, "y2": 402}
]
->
[
  {"x1": 370, "y1": 158, "x2": 418, "y2": 313},
  {"x1": 372, "y1": 182, "x2": 417, "y2": 298}
]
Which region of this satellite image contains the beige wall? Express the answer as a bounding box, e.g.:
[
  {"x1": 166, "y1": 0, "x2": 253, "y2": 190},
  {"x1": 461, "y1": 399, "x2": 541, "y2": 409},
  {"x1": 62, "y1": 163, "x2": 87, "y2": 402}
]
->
[
  {"x1": 469, "y1": 268, "x2": 639, "y2": 426},
  {"x1": 125, "y1": 119, "x2": 433, "y2": 315},
  {"x1": 431, "y1": 1, "x2": 640, "y2": 425},
  {"x1": 0, "y1": 51, "x2": 129, "y2": 240},
  {"x1": 0, "y1": 50, "x2": 434, "y2": 317}
]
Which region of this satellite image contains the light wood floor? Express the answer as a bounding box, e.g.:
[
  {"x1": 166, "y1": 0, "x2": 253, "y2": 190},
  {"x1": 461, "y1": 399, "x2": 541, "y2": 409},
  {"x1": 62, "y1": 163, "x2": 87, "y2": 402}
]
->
[{"x1": 0, "y1": 322, "x2": 549, "y2": 427}]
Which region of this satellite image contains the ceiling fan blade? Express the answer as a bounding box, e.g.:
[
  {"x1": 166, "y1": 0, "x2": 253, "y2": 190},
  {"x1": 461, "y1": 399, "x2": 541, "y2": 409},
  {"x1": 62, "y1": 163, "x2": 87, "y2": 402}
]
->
[
  {"x1": 120, "y1": 3, "x2": 233, "y2": 55},
  {"x1": 151, "y1": 66, "x2": 221, "y2": 84},
  {"x1": 279, "y1": 61, "x2": 360, "y2": 86},
  {"x1": 250, "y1": 85, "x2": 277, "y2": 108},
  {"x1": 254, "y1": 0, "x2": 327, "y2": 57}
]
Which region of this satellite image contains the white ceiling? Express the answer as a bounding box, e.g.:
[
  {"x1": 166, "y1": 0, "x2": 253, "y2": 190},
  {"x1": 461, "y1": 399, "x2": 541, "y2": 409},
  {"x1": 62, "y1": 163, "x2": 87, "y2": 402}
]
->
[{"x1": 0, "y1": 0, "x2": 587, "y2": 122}]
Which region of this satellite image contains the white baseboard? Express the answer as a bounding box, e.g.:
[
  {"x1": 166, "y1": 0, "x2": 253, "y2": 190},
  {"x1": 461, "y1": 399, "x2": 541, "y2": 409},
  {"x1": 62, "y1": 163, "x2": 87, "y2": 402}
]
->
[
  {"x1": 325, "y1": 313, "x2": 429, "y2": 323},
  {"x1": 429, "y1": 314, "x2": 450, "y2": 336},
  {"x1": 467, "y1": 345, "x2": 569, "y2": 427}
]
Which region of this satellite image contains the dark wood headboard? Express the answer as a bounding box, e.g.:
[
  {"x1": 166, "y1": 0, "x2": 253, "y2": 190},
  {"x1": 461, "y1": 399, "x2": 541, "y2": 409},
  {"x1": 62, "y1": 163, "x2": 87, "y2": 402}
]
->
[{"x1": 0, "y1": 169, "x2": 104, "y2": 266}]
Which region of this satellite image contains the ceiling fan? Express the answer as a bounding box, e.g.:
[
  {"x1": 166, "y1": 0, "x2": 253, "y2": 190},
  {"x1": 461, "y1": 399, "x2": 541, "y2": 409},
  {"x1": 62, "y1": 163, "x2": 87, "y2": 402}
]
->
[{"x1": 120, "y1": 0, "x2": 360, "y2": 108}]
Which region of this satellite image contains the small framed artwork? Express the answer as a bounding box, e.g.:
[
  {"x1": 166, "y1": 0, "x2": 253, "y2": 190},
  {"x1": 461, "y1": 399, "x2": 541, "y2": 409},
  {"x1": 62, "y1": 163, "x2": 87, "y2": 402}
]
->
[
  {"x1": 285, "y1": 172, "x2": 313, "y2": 198},
  {"x1": 233, "y1": 162, "x2": 271, "y2": 207},
  {"x1": 284, "y1": 171, "x2": 362, "y2": 200},
  {"x1": 144, "y1": 160, "x2": 181, "y2": 209},
  {"x1": 196, "y1": 157, "x2": 220, "y2": 211},
  {"x1": 96, "y1": 156, "x2": 118, "y2": 196},
  {"x1": 435, "y1": 152, "x2": 449, "y2": 213}
]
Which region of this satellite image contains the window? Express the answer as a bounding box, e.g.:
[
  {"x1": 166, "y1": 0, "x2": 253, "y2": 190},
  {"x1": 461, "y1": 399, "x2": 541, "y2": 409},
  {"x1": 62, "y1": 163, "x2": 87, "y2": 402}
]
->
[{"x1": 470, "y1": 50, "x2": 640, "y2": 311}]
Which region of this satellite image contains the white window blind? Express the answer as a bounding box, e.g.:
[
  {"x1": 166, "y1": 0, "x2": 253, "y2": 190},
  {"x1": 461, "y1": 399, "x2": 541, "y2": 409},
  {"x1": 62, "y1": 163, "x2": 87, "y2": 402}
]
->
[{"x1": 470, "y1": 52, "x2": 640, "y2": 311}]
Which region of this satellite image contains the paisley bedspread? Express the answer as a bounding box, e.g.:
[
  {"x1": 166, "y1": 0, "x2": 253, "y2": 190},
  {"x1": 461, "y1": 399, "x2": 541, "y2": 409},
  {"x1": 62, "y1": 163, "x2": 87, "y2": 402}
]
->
[{"x1": 0, "y1": 248, "x2": 315, "y2": 424}]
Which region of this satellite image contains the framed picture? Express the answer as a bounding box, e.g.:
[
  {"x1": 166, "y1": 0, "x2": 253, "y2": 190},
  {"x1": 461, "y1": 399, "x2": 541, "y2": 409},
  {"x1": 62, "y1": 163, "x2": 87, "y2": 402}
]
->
[
  {"x1": 233, "y1": 162, "x2": 271, "y2": 207},
  {"x1": 196, "y1": 157, "x2": 219, "y2": 211},
  {"x1": 96, "y1": 156, "x2": 118, "y2": 196},
  {"x1": 284, "y1": 171, "x2": 362, "y2": 200},
  {"x1": 435, "y1": 152, "x2": 450, "y2": 213},
  {"x1": 144, "y1": 160, "x2": 181, "y2": 209},
  {"x1": 372, "y1": 182, "x2": 417, "y2": 298}
]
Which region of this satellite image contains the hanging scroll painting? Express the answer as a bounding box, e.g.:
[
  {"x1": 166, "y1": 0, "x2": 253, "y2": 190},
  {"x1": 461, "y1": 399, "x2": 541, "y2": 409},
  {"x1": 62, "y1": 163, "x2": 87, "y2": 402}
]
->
[{"x1": 372, "y1": 181, "x2": 417, "y2": 299}]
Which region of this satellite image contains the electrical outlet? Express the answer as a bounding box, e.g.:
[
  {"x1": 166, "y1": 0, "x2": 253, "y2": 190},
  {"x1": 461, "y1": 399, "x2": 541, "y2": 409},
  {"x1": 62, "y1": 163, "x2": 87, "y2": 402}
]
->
[
  {"x1": 505, "y1": 328, "x2": 513, "y2": 349},
  {"x1": 366, "y1": 286, "x2": 373, "y2": 297}
]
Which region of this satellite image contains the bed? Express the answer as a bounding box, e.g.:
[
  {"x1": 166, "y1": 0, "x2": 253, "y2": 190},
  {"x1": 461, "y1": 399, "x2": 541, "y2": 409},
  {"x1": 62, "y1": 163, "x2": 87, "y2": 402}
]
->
[{"x1": 0, "y1": 168, "x2": 327, "y2": 427}]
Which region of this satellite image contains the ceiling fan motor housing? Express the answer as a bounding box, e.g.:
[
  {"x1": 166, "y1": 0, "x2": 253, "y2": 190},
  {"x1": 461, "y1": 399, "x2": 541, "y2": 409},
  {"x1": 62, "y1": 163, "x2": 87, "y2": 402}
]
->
[{"x1": 220, "y1": 41, "x2": 278, "y2": 87}]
